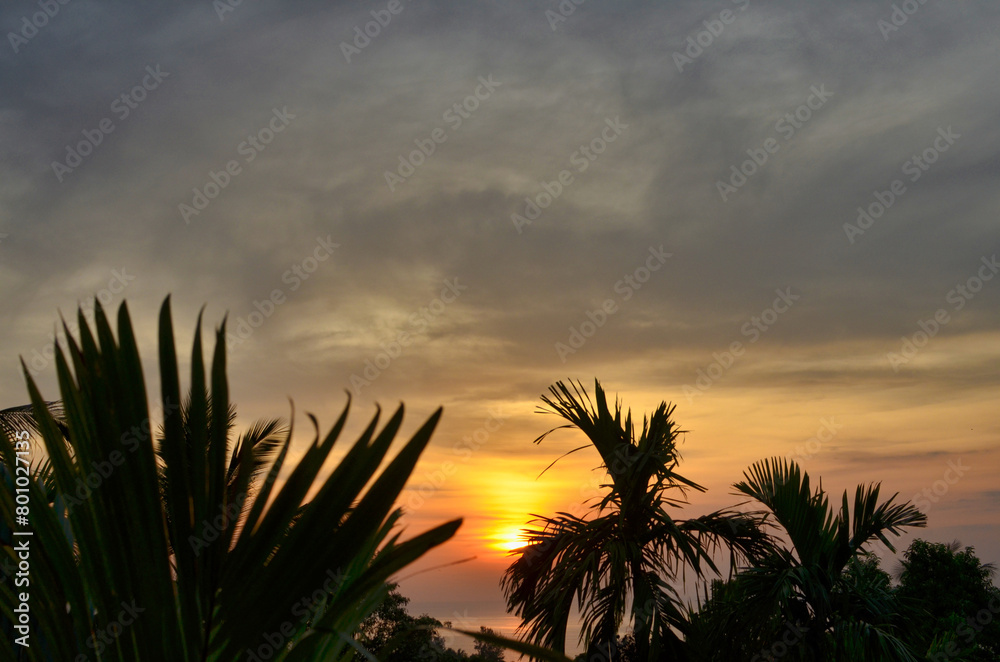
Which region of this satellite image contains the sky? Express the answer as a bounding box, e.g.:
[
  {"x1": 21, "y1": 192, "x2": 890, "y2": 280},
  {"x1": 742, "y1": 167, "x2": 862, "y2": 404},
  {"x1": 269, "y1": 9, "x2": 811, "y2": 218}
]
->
[{"x1": 2, "y1": 0, "x2": 999, "y2": 654}]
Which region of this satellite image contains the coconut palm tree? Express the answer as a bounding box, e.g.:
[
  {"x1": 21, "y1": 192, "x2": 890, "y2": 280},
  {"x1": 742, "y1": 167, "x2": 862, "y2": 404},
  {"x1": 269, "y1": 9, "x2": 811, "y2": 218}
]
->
[
  {"x1": 502, "y1": 380, "x2": 773, "y2": 661},
  {"x1": 691, "y1": 457, "x2": 927, "y2": 661}
]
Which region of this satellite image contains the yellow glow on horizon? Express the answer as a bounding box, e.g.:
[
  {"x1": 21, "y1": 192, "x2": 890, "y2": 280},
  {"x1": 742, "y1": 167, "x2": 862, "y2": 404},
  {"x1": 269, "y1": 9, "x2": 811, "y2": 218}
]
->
[
  {"x1": 489, "y1": 525, "x2": 532, "y2": 552},
  {"x1": 468, "y1": 464, "x2": 599, "y2": 557}
]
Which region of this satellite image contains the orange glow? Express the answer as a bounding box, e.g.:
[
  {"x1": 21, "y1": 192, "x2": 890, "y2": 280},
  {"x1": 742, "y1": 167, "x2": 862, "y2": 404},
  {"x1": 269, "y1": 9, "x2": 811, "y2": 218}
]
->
[
  {"x1": 464, "y1": 462, "x2": 600, "y2": 558},
  {"x1": 489, "y1": 525, "x2": 532, "y2": 552}
]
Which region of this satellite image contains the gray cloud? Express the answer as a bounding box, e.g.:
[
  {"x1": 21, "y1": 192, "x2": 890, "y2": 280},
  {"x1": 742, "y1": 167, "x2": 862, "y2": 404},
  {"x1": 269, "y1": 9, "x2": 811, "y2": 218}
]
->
[{"x1": 1, "y1": 4, "x2": 999, "y2": 623}]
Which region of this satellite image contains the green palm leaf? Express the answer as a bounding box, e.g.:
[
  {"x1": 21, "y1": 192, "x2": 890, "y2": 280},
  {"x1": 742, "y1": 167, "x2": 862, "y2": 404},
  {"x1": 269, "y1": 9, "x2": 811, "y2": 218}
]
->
[
  {"x1": 0, "y1": 297, "x2": 462, "y2": 660},
  {"x1": 716, "y1": 456, "x2": 927, "y2": 660}
]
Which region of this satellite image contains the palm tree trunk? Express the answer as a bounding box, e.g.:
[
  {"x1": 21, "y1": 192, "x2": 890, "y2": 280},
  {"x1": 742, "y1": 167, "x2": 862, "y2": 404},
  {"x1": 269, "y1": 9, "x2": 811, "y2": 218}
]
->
[{"x1": 631, "y1": 559, "x2": 653, "y2": 662}]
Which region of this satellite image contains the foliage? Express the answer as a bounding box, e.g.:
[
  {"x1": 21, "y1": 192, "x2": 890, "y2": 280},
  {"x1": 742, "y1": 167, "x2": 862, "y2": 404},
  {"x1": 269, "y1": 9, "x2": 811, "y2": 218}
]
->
[
  {"x1": 502, "y1": 379, "x2": 772, "y2": 661},
  {"x1": 473, "y1": 627, "x2": 506, "y2": 662},
  {"x1": 352, "y1": 586, "x2": 508, "y2": 662},
  {"x1": 688, "y1": 457, "x2": 927, "y2": 662},
  {"x1": 895, "y1": 539, "x2": 1000, "y2": 661},
  {"x1": 0, "y1": 298, "x2": 460, "y2": 661},
  {"x1": 0, "y1": 403, "x2": 67, "y2": 443},
  {"x1": 352, "y1": 583, "x2": 453, "y2": 662}
]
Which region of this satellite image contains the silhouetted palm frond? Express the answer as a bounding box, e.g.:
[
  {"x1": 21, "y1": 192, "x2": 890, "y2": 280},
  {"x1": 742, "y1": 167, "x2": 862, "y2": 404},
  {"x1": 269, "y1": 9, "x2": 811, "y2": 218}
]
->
[{"x1": 504, "y1": 379, "x2": 775, "y2": 660}]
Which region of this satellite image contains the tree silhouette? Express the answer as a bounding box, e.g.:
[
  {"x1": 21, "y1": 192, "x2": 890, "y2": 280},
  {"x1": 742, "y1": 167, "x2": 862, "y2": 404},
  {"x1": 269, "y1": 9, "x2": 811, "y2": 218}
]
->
[
  {"x1": 502, "y1": 379, "x2": 771, "y2": 660},
  {"x1": 0, "y1": 298, "x2": 460, "y2": 660},
  {"x1": 690, "y1": 458, "x2": 927, "y2": 661}
]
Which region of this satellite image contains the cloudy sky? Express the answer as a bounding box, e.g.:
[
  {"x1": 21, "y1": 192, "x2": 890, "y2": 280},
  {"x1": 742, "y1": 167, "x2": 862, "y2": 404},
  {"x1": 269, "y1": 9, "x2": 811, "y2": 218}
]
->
[{"x1": 2, "y1": 0, "x2": 999, "y2": 650}]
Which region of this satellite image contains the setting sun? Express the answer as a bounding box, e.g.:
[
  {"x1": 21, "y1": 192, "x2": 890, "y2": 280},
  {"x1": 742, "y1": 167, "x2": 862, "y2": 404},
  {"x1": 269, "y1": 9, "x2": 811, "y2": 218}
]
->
[
  {"x1": 489, "y1": 526, "x2": 532, "y2": 552},
  {"x1": 4, "y1": 2, "x2": 999, "y2": 659}
]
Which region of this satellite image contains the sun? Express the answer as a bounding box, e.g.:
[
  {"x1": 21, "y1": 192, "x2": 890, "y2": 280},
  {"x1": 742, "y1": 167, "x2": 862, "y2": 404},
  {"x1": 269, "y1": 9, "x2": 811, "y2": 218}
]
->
[{"x1": 489, "y1": 526, "x2": 532, "y2": 552}]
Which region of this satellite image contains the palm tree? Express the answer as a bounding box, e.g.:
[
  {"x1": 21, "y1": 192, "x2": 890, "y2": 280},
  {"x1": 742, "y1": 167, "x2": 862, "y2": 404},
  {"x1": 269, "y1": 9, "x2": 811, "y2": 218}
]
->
[
  {"x1": 2, "y1": 397, "x2": 287, "y2": 563},
  {"x1": 502, "y1": 379, "x2": 772, "y2": 661},
  {"x1": 692, "y1": 457, "x2": 927, "y2": 661},
  {"x1": 151, "y1": 400, "x2": 288, "y2": 550},
  {"x1": 0, "y1": 402, "x2": 66, "y2": 498},
  {"x1": 0, "y1": 402, "x2": 66, "y2": 442},
  {"x1": 0, "y1": 298, "x2": 461, "y2": 661},
  {"x1": 0, "y1": 298, "x2": 573, "y2": 662}
]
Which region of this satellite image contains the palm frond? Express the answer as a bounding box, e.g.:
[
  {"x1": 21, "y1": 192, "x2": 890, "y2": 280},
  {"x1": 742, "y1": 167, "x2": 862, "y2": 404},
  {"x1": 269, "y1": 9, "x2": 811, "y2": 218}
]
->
[
  {"x1": 726, "y1": 456, "x2": 927, "y2": 661},
  {"x1": 0, "y1": 296, "x2": 464, "y2": 660},
  {"x1": 505, "y1": 379, "x2": 771, "y2": 659}
]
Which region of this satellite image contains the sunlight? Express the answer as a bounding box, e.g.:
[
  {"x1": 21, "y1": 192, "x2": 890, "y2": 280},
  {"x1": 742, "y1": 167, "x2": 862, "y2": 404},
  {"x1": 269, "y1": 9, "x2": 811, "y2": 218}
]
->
[
  {"x1": 466, "y1": 463, "x2": 600, "y2": 558},
  {"x1": 489, "y1": 526, "x2": 532, "y2": 552}
]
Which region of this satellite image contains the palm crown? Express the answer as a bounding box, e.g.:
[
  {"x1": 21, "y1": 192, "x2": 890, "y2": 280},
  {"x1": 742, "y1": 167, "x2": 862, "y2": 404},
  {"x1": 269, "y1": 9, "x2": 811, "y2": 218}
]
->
[
  {"x1": 690, "y1": 457, "x2": 927, "y2": 661},
  {"x1": 502, "y1": 379, "x2": 772, "y2": 661}
]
